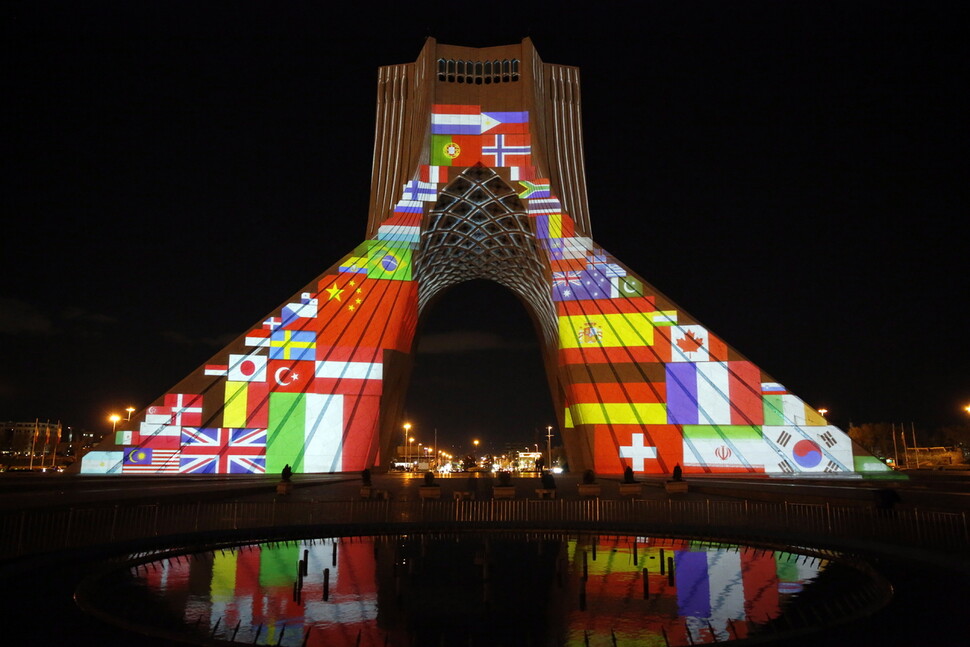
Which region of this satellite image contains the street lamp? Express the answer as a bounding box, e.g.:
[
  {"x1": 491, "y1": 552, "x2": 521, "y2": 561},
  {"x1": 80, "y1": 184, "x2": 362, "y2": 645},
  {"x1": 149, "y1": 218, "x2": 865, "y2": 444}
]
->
[
  {"x1": 109, "y1": 414, "x2": 121, "y2": 434},
  {"x1": 408, "y1": 437, "x2": 415, "y2": 469},
  {"x1": 403, "y1": 422, "x2": 411, "y2": 465},
  {"x1": 545, "y1": 425, "x2": 554, "y2": 470},
  {"x1": 125, "y1": 406, "x2": 136, "y2": 421},
  {"x1": 817, "y1": 408, "x2": 829, "y2": 418}
]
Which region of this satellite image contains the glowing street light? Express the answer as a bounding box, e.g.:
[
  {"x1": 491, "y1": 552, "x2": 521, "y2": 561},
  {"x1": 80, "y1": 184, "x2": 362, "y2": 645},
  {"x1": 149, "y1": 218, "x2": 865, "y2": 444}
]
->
[
  {"x1": 125, "y1": 406, "x2": 136, "y2": 421},
  {"x1": 964, "y1": 404, "x2": 970, "y2": 415},
  {"x1": 817, "y1": 408, "x2": 829, "y2": 418},
  {"x1": 403, "y1": 422, "x2": 411, "y2": 464},
  {"x1": 108, "y1": 414, "x2": 121, "y2": 434}
]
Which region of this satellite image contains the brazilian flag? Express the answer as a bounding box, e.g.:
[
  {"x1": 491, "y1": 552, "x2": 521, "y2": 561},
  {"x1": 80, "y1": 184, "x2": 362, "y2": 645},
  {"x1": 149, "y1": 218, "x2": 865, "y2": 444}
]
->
[{"x1": 367, "y1": 240, "x2": 413, "y2": 281}]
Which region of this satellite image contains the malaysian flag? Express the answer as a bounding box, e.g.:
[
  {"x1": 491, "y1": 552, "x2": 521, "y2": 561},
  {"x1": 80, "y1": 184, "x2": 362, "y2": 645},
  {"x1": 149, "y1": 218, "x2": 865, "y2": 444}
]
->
[{"x1": 122, "y1": 447, "x2": 180, "y2": 473}]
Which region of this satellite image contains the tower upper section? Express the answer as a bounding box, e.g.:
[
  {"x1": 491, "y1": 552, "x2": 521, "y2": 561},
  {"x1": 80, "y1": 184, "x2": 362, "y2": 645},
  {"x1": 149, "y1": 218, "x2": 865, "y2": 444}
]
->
[{"x1": 367, "y1": 38, "x2": 591, "y2": 238}]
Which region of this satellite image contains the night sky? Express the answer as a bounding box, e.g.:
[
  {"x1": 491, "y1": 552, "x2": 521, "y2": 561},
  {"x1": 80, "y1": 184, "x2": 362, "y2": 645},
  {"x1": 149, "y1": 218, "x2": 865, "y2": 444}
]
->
[{"x1": 2, "y1": 2, "x2": 966, "y2": 453}]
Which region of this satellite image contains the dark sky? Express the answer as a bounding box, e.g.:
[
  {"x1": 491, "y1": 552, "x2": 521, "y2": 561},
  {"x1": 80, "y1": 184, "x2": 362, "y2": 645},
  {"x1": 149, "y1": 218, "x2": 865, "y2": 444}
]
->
[{"x1": 2, "y1": 2, "x2": 966, "y2": 452}]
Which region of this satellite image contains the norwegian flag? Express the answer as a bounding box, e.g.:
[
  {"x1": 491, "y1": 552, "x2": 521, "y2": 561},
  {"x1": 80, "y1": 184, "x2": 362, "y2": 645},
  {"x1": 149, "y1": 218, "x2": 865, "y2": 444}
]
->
[
  {"x1": 179, "y1": 427, "x2": 266, "y2": 474},
  {"x1": 481, "y1": 134, "x2": 531, "y2": 167}
]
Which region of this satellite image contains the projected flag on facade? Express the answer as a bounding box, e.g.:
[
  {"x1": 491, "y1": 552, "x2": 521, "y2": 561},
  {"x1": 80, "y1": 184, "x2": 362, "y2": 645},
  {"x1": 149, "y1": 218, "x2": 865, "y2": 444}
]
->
[{"x1": 179, "y1": 427, "x2": 267, "y2": 474}]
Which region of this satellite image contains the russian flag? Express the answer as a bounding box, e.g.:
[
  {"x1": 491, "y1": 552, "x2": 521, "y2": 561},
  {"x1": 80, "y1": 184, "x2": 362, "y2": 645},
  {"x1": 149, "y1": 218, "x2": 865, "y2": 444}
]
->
[{"x1": 431, "y1": 104, "x2": 481, "y2": 135}]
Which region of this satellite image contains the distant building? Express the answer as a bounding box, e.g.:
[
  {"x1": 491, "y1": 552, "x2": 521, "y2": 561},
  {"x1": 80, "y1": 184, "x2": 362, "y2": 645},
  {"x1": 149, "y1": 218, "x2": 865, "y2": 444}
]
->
[{"x1": 0, "y1": 420, "x2": 61, "y2": 467}]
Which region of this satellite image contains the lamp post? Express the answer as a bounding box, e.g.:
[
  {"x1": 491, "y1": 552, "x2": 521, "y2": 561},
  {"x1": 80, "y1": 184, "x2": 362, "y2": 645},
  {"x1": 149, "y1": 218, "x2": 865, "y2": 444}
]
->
[
  {"x1": 109, "y1": 414, "x2": 121, "y2": 434},
  {"x1": 408, "y1": 437, "x2": 415, "y2": 470},
  {"x1": 125, "y1": 406, "x2": 136, "y2": 421},
  {"x1": 545, "y1": 425, "x2": 553, "y2": 470},
  {"x1": 403, "y1": 422, "x2": 411, "y2": 467},
  {"x1": 817, "y1": 408, "x2": 828, "y2": 418}
]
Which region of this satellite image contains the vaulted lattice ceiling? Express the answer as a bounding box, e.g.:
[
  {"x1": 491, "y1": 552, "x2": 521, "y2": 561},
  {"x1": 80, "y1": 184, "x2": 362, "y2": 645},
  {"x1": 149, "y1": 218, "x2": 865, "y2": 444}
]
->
[{"x1": 416, "y1": 165, "x2": 557, "y2": 347}]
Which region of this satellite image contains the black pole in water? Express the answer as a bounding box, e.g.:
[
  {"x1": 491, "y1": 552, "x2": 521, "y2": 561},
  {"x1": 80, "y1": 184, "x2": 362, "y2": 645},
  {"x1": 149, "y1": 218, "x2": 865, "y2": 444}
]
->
[
  {"x1": 592, "y1": 537, "x2": 597, "y2": 560},
  {"x1": 303, "y1": 549, "x2": 309, "y2": 575},
  {"x1": 583, "y1": 550, "x2": 588, "y2": 580},
  {"x1": 211, "y1": 616, "x2": 222, "y2": 638},
  {"x1": 232, "y1": 620, "x2": 241, "y2": 641},
  {"x1": 278, "y1": 623, "x2": 286, "y2": 645},
  {"x1": 659, "y1": 548, "x2": 665, "y2": 574},
  {"x1": 301, "y1": 627, "x2": 311, "y2": 647},
  {"x1": 642, "y1": 568, "x2": 649, "y2": 598},
  {"x1": 667, "y1": 557, "x2": 675, "y2": 586},
  {"x1": 633, "y1": 539, "x2": 638, "y2": 565},
  {"x1": 332, "y1": 541, "x2": 338, "y2": 566},
  {"x1": 252, "y1": 624, "x2": 262, "y2": 645},
  {"x1": 323, "y1": 567, "x2": 331, "y2": 601}
]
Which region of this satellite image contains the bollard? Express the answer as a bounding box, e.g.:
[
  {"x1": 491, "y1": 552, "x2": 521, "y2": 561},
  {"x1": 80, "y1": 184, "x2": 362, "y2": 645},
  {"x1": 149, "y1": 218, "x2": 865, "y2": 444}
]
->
[
  {"x1": 633, "y1": 539, "x2": 638, "y2": 565},
  {"x1": 642, "y1": 568, "x2": 649, "y2": 598},
  {"x1": 303, "y1": 549, "x2": 309, "y2": 575},
  {"x1": 332, "y1": 541, "x2": 338, "y2": 566},
  {"x1": 659, "y1": 548, "x2": 665, "y2": 573},
  {"x1": 583, "y1": 550, "x2": 588, "y2": 580},
  {"x1": 252, "y1": 623, "x2": 262, "y2": 645},
  {"x1": 323, "y1": 567, "x2": 331, "y2": 601}
]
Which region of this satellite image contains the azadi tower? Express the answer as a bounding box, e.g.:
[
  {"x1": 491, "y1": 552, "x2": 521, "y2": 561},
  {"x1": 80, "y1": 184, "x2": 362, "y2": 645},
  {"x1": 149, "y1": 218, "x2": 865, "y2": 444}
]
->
[{"x1": 80, "y1": 39, "x2": 889, "y2": 477}]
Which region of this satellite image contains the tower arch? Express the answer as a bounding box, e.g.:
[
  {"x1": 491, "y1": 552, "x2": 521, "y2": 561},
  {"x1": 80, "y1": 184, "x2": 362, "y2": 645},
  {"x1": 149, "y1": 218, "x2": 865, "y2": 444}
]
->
[{"x1": 78, "y1": 39, "x2": 890, "y2": 479}]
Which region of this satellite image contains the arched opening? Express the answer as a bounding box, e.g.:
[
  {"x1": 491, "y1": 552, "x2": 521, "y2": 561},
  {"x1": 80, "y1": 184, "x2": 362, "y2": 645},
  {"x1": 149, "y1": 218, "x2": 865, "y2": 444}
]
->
[{"x1": 403, "y1": 279, "x2": 557, "y2": 463}]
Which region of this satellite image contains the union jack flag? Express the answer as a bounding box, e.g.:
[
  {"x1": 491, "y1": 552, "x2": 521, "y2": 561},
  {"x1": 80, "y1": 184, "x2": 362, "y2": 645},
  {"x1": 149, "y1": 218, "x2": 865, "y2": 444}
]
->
[{"x1": 179, "y1": 427, "x2": 266, "y2": 474}]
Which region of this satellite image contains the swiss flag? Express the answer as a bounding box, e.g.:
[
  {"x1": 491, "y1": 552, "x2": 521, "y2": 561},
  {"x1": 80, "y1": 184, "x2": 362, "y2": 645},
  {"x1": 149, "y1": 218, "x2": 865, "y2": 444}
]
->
[{"x1": 594, "y1": 424, "x2": 683, "y2": 475}]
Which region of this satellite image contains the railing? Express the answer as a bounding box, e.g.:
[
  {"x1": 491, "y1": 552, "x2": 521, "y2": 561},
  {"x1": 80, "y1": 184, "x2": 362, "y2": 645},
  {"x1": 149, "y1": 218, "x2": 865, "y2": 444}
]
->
[{"x1": 2, "y1": 498, "x2": 966, "y2": 561}]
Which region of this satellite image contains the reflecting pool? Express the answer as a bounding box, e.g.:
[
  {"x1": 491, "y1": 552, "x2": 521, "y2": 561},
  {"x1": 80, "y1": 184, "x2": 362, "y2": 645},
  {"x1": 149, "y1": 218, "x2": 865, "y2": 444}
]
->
[{"x1": 81, "y1": 533, "x2": 889, "y2": 646}]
